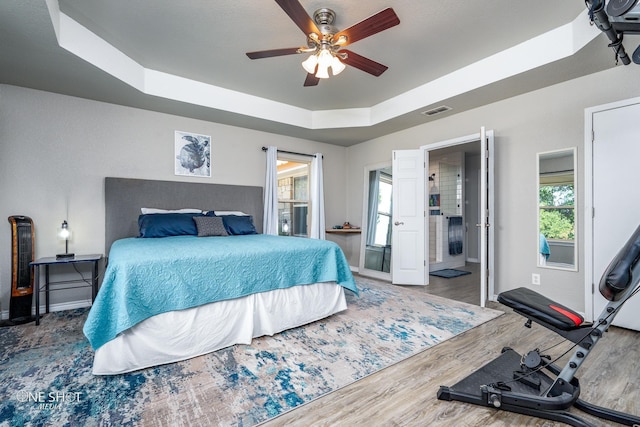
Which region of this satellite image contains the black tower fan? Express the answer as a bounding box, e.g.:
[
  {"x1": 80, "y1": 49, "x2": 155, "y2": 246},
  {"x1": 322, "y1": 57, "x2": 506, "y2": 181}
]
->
[{"x1": 2, "y1": 216, "x2": 36, "y2": 326}]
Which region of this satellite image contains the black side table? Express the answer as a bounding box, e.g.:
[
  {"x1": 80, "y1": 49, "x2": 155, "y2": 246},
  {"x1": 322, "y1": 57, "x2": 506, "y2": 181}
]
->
[{"x1": 30, "y1": 254, "x2": 103, "y2": 325}]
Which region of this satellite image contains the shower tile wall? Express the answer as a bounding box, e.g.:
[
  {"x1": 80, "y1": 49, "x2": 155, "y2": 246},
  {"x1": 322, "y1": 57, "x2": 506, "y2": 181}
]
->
[{"x1": 440, "y1": 163, "x2": 462, "y2": 215}]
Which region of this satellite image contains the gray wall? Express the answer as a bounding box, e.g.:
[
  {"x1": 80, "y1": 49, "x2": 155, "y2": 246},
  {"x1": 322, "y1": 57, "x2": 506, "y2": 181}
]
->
[
  {"x1": 345, "y1": 65, "x2": 640, "y2": 312},
  {"x1": 0, "y1": 85, "x2": 348, "y2": 314},
  {"x1": 3, "y1": 63, "x2": 640, "y2": 316}
]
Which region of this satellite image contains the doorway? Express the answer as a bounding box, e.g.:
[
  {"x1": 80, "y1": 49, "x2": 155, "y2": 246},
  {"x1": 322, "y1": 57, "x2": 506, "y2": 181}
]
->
[
  {"x1": 424, "y1": 142, "x2": 483, "y2": 305},
  {"x1": 391, "y1": 129, "x2": 495, "y2": 307},
  {"x1": 426, "y1": 144, "x2": 480, "y2": 270}
]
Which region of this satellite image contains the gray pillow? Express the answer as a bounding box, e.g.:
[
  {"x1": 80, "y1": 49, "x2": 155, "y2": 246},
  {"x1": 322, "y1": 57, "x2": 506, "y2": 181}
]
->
[{"x1": 193, "y1": 216, "x2": 228, "y2": 237}]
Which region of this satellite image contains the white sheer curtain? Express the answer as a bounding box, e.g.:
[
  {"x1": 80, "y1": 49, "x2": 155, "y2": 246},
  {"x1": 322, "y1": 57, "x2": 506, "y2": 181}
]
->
[
  {"x1": 310, "y1": 153, "x2": 325, "y2": 239},
  {"x1": 263, "y1": 146, "x2": 279, "y2": 235}
]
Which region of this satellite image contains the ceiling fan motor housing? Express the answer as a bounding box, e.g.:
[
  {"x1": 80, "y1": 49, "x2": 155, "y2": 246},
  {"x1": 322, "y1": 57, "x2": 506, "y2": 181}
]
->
[{"x1": 314, "y1": 8, "x2": 338, "y2": 37}]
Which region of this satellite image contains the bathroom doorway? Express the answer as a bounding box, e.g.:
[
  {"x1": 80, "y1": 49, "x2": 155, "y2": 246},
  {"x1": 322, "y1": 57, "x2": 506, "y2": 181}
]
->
[{"x1": 419, "y1": 129, "x2": 494, "y2": 307}]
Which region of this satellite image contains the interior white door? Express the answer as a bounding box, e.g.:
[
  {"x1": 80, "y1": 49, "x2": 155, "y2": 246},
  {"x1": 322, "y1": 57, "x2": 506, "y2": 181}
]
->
[
  {"x1": 592, "y1": 102, "x2": 640, "y2": 331},
  {"x1": 391, "y1": 149, "x2": 426, "y2": 285}
]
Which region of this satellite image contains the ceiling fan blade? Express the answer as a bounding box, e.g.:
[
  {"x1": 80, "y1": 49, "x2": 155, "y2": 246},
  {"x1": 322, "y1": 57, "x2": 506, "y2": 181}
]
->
[
  {"x1": 275, "y1": 0, "x2": 320, "y2": 36},
  {"x1": 339, "y1": 50, "x2": 388, "y2": 77},
  {"x1": 303, "y1": 73, "x2": 320, "y2": 87},
  {"x1": 246, "y1": 47, "x2": 302, "y2": 59},
  {"x1": 334, "y1": 8, "x2": 400, "y2": 46}
]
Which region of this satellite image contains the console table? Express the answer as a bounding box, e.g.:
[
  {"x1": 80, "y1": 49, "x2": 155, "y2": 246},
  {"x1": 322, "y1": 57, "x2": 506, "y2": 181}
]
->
[{"x1": 325, "y1": 229, "x2": 361, "y2": 234}]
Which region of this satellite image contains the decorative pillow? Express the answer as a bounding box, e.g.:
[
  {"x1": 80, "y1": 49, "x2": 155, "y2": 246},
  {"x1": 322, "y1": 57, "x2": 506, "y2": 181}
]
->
[
  {"x1": 193, "y1": 216, "x2": 228, "y2": 237},
  {"x1": 141, "y1": 208, "x2": 202, "y2": 214},
  {"x1": 138, "y1": 213, "x2": 203, "y2": 238},
  {"x1": 213, "y1": 211, "x2": 249, "y2": 216},
  {"x1": 222, "y1": 215, "x2": 258, "y2": 235}
]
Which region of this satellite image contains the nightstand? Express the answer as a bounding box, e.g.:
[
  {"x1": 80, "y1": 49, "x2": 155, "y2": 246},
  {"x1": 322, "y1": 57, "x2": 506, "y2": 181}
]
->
[{"x1": 30, "y1": 254, "x2": 103, "y2": 325}]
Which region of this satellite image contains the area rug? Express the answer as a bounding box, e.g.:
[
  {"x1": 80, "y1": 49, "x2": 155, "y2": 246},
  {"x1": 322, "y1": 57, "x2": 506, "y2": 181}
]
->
[
  {"x1": 0, "y1": 276, "x2": 501, "y2": 426},
  {"x1": 430, "y1": 268, "x2": 473, "y2": 279}
]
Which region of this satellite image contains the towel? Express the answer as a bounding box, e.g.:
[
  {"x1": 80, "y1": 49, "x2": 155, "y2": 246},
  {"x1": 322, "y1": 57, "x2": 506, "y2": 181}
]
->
[
  {"x1": 540, "y1": 234, "x2": 550, "y2": 259},
  {"x1": 448, "y1": 216, "x2": 463, "y2": 255}
]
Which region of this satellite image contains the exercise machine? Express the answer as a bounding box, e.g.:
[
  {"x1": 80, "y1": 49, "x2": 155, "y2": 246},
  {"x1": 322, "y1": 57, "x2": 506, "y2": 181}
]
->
[{"x1": 437, "y1": 224, "x2": 640, "y2": 426}]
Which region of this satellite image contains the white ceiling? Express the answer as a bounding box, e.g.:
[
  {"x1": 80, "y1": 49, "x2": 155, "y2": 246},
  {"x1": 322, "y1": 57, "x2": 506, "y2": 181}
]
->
[{"x1": 0, "y1": 0, "x2": 624, "y2": 146}]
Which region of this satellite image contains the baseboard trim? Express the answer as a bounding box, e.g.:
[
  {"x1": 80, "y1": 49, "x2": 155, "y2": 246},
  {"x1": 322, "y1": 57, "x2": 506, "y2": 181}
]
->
[{"x1": 1, "y1": 300, "x2": 92, "y2": 320}]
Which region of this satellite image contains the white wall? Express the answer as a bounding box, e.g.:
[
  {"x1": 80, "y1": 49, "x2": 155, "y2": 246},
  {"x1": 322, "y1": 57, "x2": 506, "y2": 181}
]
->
[
  {"x1": 0, "y1": 85, "x2": 349, "y2": 313},
  {"x1": 345, "y1": 65, "x2": 640, "y2": 312}
]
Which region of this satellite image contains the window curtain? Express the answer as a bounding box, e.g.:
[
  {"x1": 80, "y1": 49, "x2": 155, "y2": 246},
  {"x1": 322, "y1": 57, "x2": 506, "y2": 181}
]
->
[
  {"x1": 263, "y1": 146, "x2": 279, "y2": 235},
  {"x1": 310, "y1": 153, "x2": 325, "y2": 239},
  {"x1": 366, "y1": 170, "x2": 381, "y2": 246}
]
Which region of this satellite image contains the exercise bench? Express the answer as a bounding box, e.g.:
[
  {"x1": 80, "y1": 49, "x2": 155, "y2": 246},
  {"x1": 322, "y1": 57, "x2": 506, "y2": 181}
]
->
[{"x1": 437, "y1": 224, "x2": 640, "y2": 426}]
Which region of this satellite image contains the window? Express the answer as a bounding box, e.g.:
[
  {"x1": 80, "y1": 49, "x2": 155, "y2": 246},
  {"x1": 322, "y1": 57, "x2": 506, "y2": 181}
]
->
[{"x1": 277, "y1": 158, "x2": 310, "y2": 237}]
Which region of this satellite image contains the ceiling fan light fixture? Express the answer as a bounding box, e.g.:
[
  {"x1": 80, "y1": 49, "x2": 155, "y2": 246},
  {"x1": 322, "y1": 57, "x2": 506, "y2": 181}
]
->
[
  {"x1": 315, "y1": 62, "x2": 331, "y2": 79},
  {"x1": 301, "y1": 54, "x2": 318, "y2": 74},
  {"x1": 247, "y1": 3, "x2": 400, "y2": 87},
  {"x1": 314, "y1": 49, "x2": 333, "y2": 78},
  {"x1": 330, "y1": 55, "x2": 346, "y2": 75},
  {"x1": 317, "y1": 49, "x2": 333, "y2": 67}
]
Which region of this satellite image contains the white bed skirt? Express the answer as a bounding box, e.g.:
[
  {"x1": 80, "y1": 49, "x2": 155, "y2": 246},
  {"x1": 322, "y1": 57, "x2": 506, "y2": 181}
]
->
[{"x1": 92, "y1": 282, "x2": 347, "y2": 375}]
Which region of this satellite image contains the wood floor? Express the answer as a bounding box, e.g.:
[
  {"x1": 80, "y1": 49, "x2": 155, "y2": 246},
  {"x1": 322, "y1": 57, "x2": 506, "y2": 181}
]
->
[
  {"x1": 422, "y1": 262, "x2": 482, "y2": 306},
  {"x1": 261, "y1": 270, "x2": 640, "y2": 427}
]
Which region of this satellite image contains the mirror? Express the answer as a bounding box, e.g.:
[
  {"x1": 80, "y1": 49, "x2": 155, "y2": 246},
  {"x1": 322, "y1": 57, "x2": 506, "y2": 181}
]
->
[
  {"x1": 359, "y1": 163, "x2": 392, "y2": 278},
  {"x1": 537, "y1": 148, "x2": 577, "y2": 270}
]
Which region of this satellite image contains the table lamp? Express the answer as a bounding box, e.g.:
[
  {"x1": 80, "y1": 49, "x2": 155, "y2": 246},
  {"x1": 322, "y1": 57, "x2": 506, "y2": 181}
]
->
[{"x1": 56, "y1": 220, "x2": 75, "y2": 259}]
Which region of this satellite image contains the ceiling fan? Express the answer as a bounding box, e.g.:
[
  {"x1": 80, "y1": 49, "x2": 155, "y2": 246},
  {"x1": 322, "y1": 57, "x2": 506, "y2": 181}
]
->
[{"x1": 246, "y1": 0, "x2": 400, "y2": 87}]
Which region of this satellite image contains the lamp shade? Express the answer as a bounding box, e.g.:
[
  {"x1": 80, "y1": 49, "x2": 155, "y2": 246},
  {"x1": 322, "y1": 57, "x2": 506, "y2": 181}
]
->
[
  {"x1": 315, "y1": 50, "x2": 333, "y2": 79},
  {"x1": 301, "y1": 55, "x2": 318, "y2": 74},
  {"x1": 331, "y1": 56, "x2": 346, "y2": 75},
  {"x1": 58, "y1": 220, "x2": 71, "y2": 240},
  {"x1": 56, "y1": 220, "x2": 75, "y2": 259},
  {"x1": 315, "y1": 63, "x2": 330, "y2": 79}
]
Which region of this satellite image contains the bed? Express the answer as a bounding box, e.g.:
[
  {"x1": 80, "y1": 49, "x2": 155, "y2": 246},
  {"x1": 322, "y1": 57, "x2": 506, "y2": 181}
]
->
[{"x1": 83, "y1": 177, "x2": 357, "y2": 375}]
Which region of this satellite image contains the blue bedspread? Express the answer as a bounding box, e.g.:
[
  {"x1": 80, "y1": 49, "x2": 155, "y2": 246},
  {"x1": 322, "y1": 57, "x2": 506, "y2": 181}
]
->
[{"x1": 83, "y1": 234, "x2": 357, "y2": 350}]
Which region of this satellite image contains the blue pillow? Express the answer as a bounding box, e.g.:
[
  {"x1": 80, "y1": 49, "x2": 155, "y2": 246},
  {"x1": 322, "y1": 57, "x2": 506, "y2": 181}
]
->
[
  {"x1": 138, "y1": 213, "x2": 203, "y2": 238},
  {"x1": 222, "y1": 215, "x2": 258, "y2": 235}
]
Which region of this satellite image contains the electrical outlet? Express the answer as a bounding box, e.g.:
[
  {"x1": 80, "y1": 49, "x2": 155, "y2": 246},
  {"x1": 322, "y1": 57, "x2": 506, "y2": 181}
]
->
[{"x1": 532, "y1": 274, "x2": 541, "y2": 285}]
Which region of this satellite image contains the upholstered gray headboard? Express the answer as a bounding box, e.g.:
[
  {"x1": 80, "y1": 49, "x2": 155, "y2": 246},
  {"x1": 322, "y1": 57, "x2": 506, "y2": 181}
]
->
[{"x1": 105, "y1": 177, "x2": 264, "y2": 255}]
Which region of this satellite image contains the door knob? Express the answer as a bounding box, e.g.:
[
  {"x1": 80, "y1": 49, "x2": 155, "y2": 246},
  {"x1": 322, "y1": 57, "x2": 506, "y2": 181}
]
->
[{"x1": 394, "y1": 221, "x2": 404, "y2": 226}]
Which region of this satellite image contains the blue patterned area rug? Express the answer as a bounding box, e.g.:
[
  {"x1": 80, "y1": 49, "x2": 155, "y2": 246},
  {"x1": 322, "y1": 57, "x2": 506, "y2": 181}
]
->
[{"x1": 0, "y1": 276, "x2": 501, "y2": 426}]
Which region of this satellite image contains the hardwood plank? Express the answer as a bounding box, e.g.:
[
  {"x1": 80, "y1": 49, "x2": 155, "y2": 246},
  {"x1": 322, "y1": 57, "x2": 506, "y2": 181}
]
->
[{"x1": 262, "y1": 273, "x2": 640, "y2": 426}]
